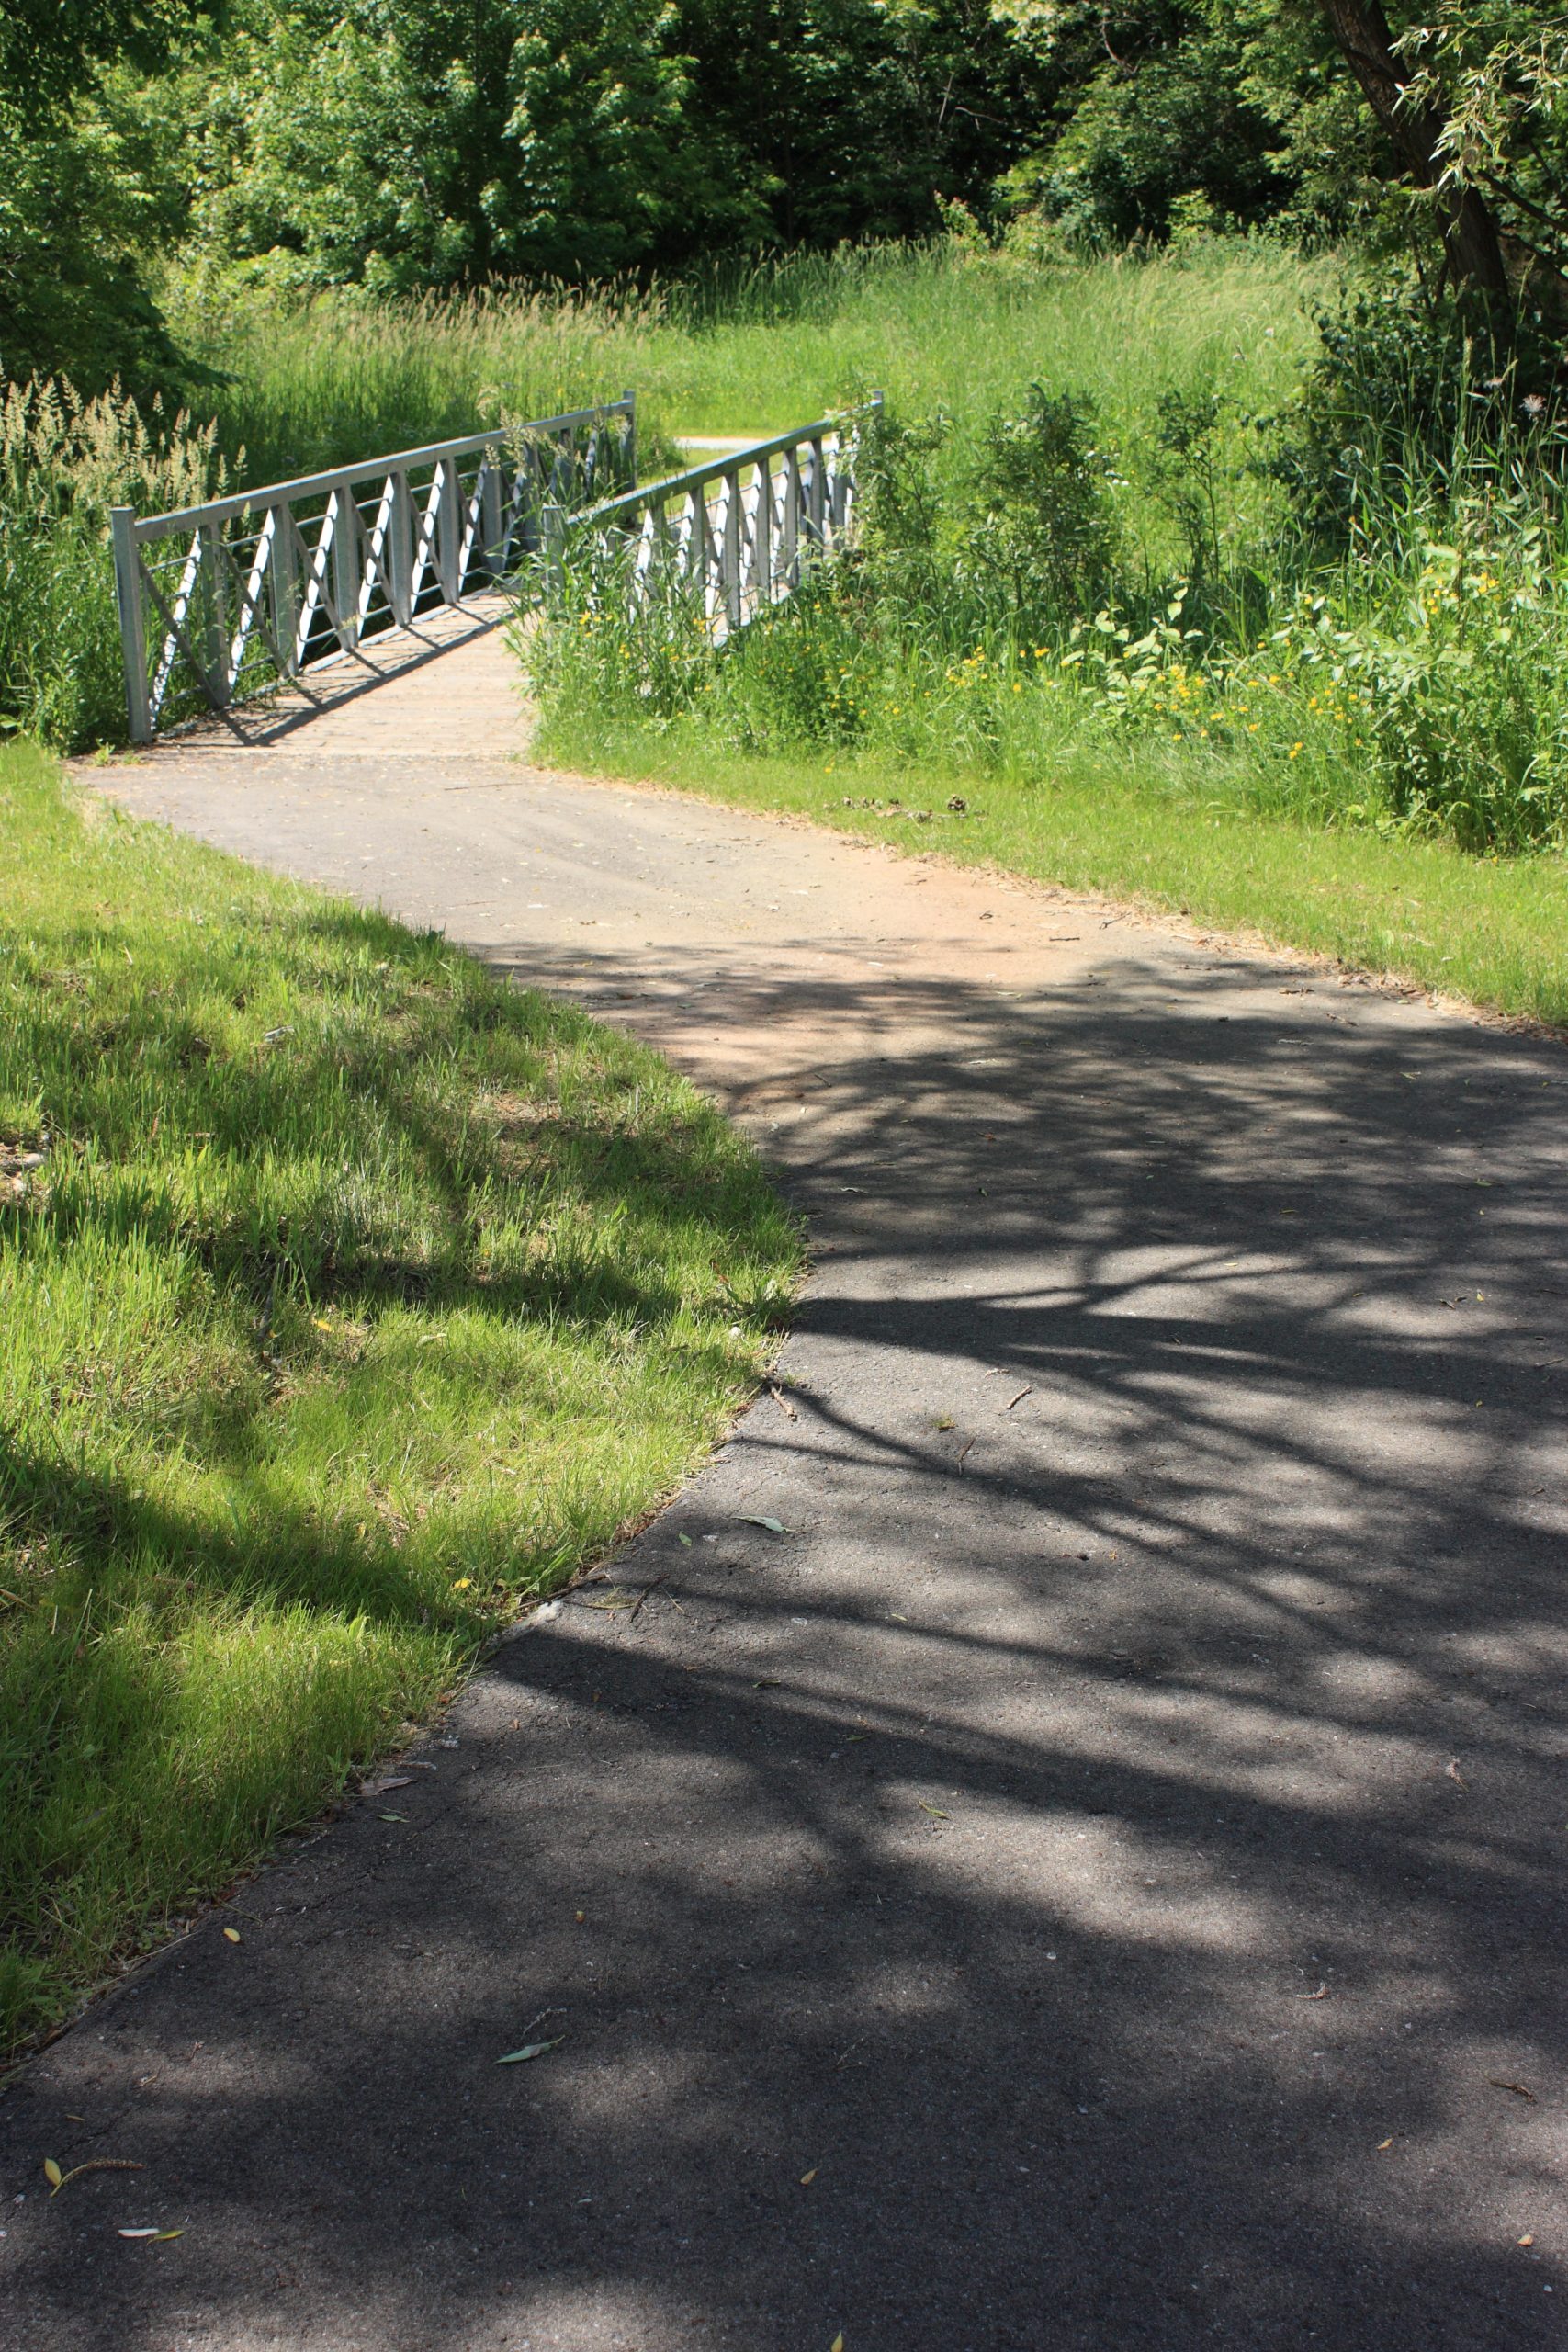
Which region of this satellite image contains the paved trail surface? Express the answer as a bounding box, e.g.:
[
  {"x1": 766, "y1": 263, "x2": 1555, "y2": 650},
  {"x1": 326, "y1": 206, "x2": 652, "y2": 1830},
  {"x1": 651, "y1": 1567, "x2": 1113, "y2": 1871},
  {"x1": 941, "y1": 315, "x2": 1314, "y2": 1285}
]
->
[{"x1": 5, "y1": 637, "x2": 1568, "y2": 2349}]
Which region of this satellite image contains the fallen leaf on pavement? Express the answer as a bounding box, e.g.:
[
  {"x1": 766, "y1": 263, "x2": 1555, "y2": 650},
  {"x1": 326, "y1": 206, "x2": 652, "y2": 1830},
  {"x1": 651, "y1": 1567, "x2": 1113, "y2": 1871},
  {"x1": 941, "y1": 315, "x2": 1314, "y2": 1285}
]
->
[
  {"x1": 678, "y1": 1534, "x2": 692, "y2": 1549},
  {"x1": 831, "y1": 2335, "x2": 845, "y2": 2351},
  {"x1": 368, "y1": 1775, "x2": 412, "y2": 1793},
  {"x1": 1296, "y1": 1984, "x2": 1328, "y2": 2001},
  {"x1": 222, "y1": 1928, "x2": 242, "y2": 1944},
  {"x1": 918, "y1": 1802, "x2": 950, "y2": 1819},
  {"x1": 498, "y1": 2039, "x2": 564, "y2": 2064},
  {"x1": 742, "y1": 1515, "x2": 790, "y2": 1535},
  {"x1": 377, "y1": 1813, "x2": 408, "y2": 1823},
  {"x1": 1376, "y1": 2138, "x2": 1393, "y2": 2152},
  {"x1": 118, "y1": 2227, "x2": 161, "y2": 2239},
  {"x1": 1447, "y1": 1758, "x2": 1470, "y2": 1792},
  {"x1": 1519, "y1": 2235, "x2": 1536, "y2": 2247},
  {"x1": 48, "y1": 2158, "x2": 143, "y2": 2196},
  {"x1": 1489, "y1": 2078, "x2": 1537, "y2": 2100},
  {"x1": 153, "y1": 2230, "x2": 184, "y2": 2242},
  {"x1": 800, "y1": 2168, "x2": 818, "y2": 2186}
]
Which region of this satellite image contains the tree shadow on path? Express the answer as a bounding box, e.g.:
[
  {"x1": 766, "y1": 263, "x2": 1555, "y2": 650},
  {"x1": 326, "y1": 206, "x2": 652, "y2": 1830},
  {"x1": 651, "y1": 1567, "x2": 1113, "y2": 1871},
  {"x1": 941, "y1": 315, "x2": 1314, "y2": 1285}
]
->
[{"x1": 4, "y1": 941, "x2": 1566, "y2": 2352}]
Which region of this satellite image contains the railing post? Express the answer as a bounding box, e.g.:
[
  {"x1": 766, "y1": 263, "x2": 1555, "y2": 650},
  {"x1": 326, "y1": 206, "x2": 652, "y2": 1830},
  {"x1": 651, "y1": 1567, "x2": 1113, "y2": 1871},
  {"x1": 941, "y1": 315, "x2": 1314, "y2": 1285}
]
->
[
  {"x1": 434, "y1": 458, "x2": 459, "y2": 605},
  {"x1": 806, "y1": 435, "x2": 827, "y2": 547},
  {"x1": 541, "y1": 502, "x2": 567, "y2": 600},
  {"x1": 721, "y1": 469, "x2": 742, "y2": 629},
  {"x1": 623, "y1": 389, "x2": 637, "y2": 491},
  {"x1": 204, "y1": 522, "x2": 232, "y2": 707},
  {"x1": 388, "y1": 471, "x2": 413, "y2": 626},
  {"x1": 480, "y1": 455, "x2": 503, "y2": 582},
  {"x1": 755, "y1": 452, "x2": 773, "y2": 605},
  {"x1": 783, "y1": 447, "x2": 802, "y2": 586},
  {"x1": 515, "y1": 445, "x2": 543, "y2": 557},
  {"x1": 269, "y1": 503, "x2": 302, "y2": 677},
  {"x1": 109, "y1": 505, "x2": 152, "y2": 744},
  {"x1": 329, "y1": 483, "x2": 361, "y2": 650}
]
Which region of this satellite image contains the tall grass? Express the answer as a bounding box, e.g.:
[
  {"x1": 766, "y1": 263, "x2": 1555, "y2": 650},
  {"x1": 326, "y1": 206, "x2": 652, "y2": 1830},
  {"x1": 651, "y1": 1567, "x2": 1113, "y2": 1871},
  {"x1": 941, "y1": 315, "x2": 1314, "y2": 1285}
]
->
[
  {"x1": 178, "y1": 238, "x2": 1327, "y2": 490},
  {"x1": 0, "y1": 378, "x2": 226, "y2": 751},
  {"x1": 0, "y1": 741, "x2": 799, "y2": 2059}
]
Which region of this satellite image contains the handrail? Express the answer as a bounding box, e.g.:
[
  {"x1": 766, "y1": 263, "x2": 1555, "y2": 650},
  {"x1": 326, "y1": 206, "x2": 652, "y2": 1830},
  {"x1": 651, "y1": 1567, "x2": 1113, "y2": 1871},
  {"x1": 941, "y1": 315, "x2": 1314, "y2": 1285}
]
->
[
  {"x1": 566, "y1": 396, "x2": 880, "y2": 635},
  {"x1": 132, "y1": 407, "x2": 628, "y2": 538},
  {"x1": 110, "y1": 394, "x2": 636, "y2": 741},
  {"x1": 582, "y1": 413, "x2": 848, "y2": 528}
]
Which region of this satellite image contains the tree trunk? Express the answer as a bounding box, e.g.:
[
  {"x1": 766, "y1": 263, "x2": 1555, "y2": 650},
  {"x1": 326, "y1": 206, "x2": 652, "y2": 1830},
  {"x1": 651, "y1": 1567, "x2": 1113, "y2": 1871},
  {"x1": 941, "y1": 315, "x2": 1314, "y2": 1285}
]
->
[{"x1": 1314, "y1": 0, "x2": 1512, "y2": 304}]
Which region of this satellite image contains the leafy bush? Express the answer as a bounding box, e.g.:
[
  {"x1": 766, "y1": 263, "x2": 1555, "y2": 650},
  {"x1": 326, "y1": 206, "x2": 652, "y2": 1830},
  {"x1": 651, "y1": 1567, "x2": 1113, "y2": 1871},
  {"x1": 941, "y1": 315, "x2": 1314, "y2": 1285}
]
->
[
  {"x1": 1269, "y1": 282, "x2": 1562, "y2": 543},
  {"x1": 1280, "y1": 511, "x2": 1568, "y2": 851},
  {"x1": 953, "y1": 387, "x2": 1122, "y2": 632}
]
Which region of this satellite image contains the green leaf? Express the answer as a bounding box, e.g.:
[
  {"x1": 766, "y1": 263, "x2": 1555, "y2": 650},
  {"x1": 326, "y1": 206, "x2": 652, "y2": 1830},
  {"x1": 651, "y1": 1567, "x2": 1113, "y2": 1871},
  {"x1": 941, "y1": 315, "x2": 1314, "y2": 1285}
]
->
[{"x1": 498, "y1": 2037, "x2": 564, "y2": 2064}]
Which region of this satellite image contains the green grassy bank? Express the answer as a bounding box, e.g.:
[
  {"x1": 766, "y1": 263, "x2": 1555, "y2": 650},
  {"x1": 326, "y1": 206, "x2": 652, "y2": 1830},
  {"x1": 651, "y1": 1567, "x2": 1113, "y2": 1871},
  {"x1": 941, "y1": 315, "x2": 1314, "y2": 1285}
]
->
[{"x1": 0, "y1": 741, "x2": 798, "y2": 2064}]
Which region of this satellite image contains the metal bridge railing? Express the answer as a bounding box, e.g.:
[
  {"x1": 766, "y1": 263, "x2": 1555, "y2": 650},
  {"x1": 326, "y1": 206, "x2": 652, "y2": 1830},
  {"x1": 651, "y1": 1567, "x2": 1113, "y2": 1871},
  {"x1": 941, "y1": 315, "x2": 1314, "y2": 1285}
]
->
[
  {"x1": 109, "y1": 395, "x2": 636, "y2": 742},
  {"x1": 566, "y1": 397, "x2": 880, "y2": 632}
]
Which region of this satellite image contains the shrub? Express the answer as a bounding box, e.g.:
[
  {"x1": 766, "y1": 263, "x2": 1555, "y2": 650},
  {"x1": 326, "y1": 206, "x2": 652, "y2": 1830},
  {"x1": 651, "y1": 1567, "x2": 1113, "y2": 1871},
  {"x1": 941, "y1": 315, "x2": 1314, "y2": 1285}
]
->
[{"x1": 952, "y1": 386, "x2": 1122, "y2": 635}]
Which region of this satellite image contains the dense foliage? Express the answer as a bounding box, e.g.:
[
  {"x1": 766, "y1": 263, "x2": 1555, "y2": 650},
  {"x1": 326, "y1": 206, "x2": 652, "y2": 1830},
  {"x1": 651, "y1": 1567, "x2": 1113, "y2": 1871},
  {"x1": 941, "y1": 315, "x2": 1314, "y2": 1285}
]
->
[{"x1": 6, "y1": 1, "x2": 1568, "y2": 401}]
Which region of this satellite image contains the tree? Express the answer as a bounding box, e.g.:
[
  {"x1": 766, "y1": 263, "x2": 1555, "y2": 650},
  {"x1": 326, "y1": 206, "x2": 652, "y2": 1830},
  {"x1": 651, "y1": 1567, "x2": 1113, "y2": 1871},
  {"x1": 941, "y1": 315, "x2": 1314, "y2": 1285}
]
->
[
  {"x1": 0, "y1": 2, "x2": 210, "y2": 111},
  {"x1": 1313, "y1": 0, "x2": 1512, "y2": 300},
  {"x1": 0, "y1": 4, "x2": 211, "y2": 389}
]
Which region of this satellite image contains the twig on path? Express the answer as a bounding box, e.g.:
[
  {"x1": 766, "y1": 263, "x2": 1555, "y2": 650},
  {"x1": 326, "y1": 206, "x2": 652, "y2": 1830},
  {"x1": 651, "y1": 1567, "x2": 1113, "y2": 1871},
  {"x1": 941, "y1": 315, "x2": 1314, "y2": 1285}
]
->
[
  {"x1": 1002, "y1": 1386, "x2": 1032, "y2": 1412},
  {"x1": 957, "y1": 1439, "x2": 977, "y2": 1475}
]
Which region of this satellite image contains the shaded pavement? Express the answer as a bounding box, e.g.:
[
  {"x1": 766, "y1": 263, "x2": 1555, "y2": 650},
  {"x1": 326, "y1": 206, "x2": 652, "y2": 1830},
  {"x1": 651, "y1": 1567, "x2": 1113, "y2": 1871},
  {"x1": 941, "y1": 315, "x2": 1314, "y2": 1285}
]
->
[{"x1": 4, "y1": 718, "x2": 1567, "y2": 2350}]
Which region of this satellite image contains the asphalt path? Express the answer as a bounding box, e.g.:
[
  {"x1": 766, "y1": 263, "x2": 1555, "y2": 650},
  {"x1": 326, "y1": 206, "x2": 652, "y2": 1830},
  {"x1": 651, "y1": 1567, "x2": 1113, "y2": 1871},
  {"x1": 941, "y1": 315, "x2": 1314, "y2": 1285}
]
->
[{"x1": 4, "y1": 742, "x2": 1567, "y2": 2351}]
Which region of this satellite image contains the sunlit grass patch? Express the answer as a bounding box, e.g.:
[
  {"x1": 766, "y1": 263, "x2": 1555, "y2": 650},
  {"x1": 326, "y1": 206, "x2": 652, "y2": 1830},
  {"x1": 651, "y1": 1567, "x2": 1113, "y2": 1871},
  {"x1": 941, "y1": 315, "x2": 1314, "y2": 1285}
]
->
[{"x1": 0, "y1": 738, "x2": 799, "y2": 2062}]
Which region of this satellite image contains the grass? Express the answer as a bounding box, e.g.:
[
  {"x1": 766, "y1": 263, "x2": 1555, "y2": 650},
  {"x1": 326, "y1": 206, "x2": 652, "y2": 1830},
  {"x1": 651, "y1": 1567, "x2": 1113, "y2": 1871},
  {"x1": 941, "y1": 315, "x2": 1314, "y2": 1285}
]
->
[
  {"x1": 176, "y1": 239, "x2": 1330, "y2": 491},
  {"x1": 12, "y1": 239, "x2": 1332, "y2": 752},
  {"x1": 0, "y1": 738, "x2": 799, "y2": 2064},
  {"x1": 534, "y1": 718, "x2": 1568, "y2": 1029}
]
